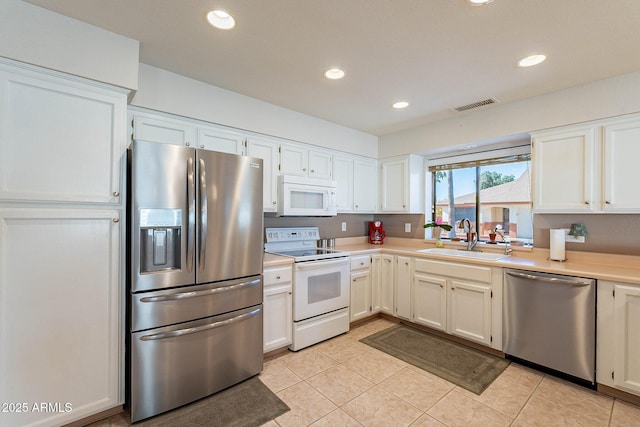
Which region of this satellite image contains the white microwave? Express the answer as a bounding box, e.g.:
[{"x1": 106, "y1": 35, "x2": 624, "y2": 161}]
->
[{"x1": 277, "y1": 175, "x2": 337, "y2": 216}]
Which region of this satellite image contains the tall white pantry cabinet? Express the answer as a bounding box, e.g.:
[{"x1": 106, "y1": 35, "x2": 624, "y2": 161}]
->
[{"x1": 0, "y1": 59, "x2": 127, "y2": 427}]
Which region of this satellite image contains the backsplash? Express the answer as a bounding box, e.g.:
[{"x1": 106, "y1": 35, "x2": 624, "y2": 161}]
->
[{"x1": 265, "y1": 213, "x2": 639, "y2": 256}]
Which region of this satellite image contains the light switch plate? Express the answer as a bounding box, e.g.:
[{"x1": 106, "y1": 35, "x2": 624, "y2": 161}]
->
[
  {"x1": 341, "y1": 222, "x2": 347, "y2": 232},
  {"x1": 405, "y1": 223, "x2": 411, "y2": 233}
]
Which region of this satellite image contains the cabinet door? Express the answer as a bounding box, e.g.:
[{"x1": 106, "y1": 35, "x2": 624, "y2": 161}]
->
[
  {"x1": 613, "y1": 284, "x2": 640, "y2": 394},
  {"x1": 532, "y1": 127, "x2": 598, "y2": 212},
  {"x1": 247, "y1": 136, "x2": 279, "y2": 212},
  {"x1": 413, "y1": 273, "x2": 447, "y2": 331},
  {"x1": 0, "y1": 68, "x2": 126, "y2": 204},
  {"x1": 132, "y1": 114, "x2": 197, "y2": 147},
  {"x1": 371, "y1": 255, "x2": 382, "y2": 313},
  {"x1": 0, "y1": 209, "x2": 121, "y2": 427},
  {"x1": 380, "y1": 158, "x2": 408, "y2": 212},
  {"x1": 603, "y1": 119, "x2": 640, "y2": 212},
  {"x1": 263, "y1": 283, "x2": 293, "y2": 352},
  {"x1": 333, "y1": 154, "x2": 354, "y2": 212},
  {"x1": 309, "y1": 149, "x2": 333, "y2": 179},
  {"x1": 448, "y1": 279, "x2": 492, "y2": 346},
  {"x1": 350, "y1": 270, "x2": 372, "y2": 322},
  {"x1": 379, "y1": 254, "x2": 395, "y2": 314},
  {"x1": 198, "y1": 126, "x2": 244, "y2": 154},
  {"x1": 395, "y1": 256, "x2": 412, "y2": 320},
  {"x1": 280, "y1": 143, "x2": 308, "y2": 176},
  {"x1": 353, "y1": 158, "x2": 378, "y2": 213}
]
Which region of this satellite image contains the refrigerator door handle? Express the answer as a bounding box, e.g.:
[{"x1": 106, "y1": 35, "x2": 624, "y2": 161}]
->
[
  {"x1": 139, "y1": 307, "x2": 261, "y2": 341},
  {"x1": 186, "y1": 157, "x2": 195, "y2": 273},
  {"x1": 139, "y1": 278, "x2": 261, "y2": 302},
  {"x1": 199, "y1": 157, "x2": 208, "y2": 272}
]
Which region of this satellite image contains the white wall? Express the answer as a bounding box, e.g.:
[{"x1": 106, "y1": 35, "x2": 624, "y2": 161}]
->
[
  {"x1": 0, "y1": 0, "x2": 139, "y2": 90},
  {"x1": 379, "y1": 70, "x2": 640, "y2": 158},
  {"x1": 131, "y1": 64, "x2": 378, "y2": 158}
]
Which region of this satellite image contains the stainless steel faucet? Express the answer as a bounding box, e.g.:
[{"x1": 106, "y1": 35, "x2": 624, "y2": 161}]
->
[
  {"x1": 458, "y1": 218, "x2": 478, "y2": 251},
  {"x1": 494, "y1": 225, "x2": 513, "y2": 256}
]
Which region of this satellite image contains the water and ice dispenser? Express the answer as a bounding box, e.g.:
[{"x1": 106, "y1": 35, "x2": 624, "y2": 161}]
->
[{"x1": 139, "y1": 209, "x2": 182, "y2": 273}]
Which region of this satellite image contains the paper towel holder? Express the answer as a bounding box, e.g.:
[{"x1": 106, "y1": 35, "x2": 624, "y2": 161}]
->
[{"x1": 549, "y1": 228, "x2": 567, "y2": 262}]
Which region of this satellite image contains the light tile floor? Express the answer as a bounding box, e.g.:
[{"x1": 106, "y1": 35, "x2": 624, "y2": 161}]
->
[{"x1": 92, "y1": 318, "x2": 640, "y2": 426}]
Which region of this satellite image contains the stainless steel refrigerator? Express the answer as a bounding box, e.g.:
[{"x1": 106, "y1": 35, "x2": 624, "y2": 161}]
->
[{"x1": 128, "y1": 140, "x2": 264, "y2": 422}]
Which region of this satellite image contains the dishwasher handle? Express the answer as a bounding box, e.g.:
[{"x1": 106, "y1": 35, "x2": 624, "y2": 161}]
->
[{"x1": 506, "y1": 270, "x2": 593, "y2": 286}]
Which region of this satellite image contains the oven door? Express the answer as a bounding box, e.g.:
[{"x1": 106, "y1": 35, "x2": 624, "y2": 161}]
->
[{"x1": 293, "y1": 257, "x2": 349, "y2": 321}]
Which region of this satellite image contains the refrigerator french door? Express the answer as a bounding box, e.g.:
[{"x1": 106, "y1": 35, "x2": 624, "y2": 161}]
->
[{"x1": 128, "y1": 140, "x2": 264, "y2": 422}]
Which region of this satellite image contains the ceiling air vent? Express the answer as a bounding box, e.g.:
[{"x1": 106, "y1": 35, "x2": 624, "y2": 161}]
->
[{"x1": 453, "y1": 98, "x2": 499, "y2": 112}]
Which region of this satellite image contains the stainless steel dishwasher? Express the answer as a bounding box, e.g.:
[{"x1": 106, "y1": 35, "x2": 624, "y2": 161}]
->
[{"x1": 503, "y1": 269, "x2": 596, "y2": 386}]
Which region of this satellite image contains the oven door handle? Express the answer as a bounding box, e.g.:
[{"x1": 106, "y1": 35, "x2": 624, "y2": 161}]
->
[
  {"x1": 295, "y1": 258, "x2": 348, "y2": 271},
  {"x1": 138, "y1": 307, "x2": 261, "y2": 341},
  {"x1": 138, "y1": 278, "x2": 261, "y2": 303}
]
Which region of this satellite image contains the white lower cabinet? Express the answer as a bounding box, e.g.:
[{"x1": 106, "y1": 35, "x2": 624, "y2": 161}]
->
[
  {"x1": 263, "y1": 265, "x2": 293, "y2": 352},
  {"x1": 597, "y1": 280, "x2": 640, "y2": 396},
  {"x1": 0, "y1": 208, "x2": 122, "y2": 427},
  {"x1": 395, "y1": 256, "x2": 413, "y2": 320},
  {"x1": 375, "y1": 254, "x2": 395, "y2": 314},
  {"x1": 350, "y1": 255, "x2": 372, "y2": 322},
  {"x1": 412, "y1": 258, "x2": 502, "y2": 350}
]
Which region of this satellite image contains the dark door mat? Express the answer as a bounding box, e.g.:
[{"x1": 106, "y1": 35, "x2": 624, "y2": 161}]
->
[
  {"x1": 135, "y1": 376, "x2": 290, "y2": 426},
  {"x1": 360, "y1": 324, "x2": 510, "y2": 394}
]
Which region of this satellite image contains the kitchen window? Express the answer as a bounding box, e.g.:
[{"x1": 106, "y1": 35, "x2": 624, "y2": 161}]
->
[{"x1": 428, "y1": 144, "x2": 534, "y2": 247}]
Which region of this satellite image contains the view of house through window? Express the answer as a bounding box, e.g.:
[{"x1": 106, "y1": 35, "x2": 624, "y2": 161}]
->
[{"x1": 431, "y1": 153, "x2": 533, "y2": 247}]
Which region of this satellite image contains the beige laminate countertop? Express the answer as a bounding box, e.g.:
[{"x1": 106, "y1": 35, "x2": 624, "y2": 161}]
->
[{"x1": 263, "y1": 237, "x2": 640, "y2": 285}]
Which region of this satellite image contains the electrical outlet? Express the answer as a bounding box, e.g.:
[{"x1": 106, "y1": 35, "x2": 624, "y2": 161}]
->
[
  {"x1": 341, "y1": 222, "x2": 347, "y2": 232},
  {"x1": 564, "y1": 228, "x2": 585, "y2": 243},
  {"x1": 405, "y1": 223, "x2": 411, "y2": 233}
]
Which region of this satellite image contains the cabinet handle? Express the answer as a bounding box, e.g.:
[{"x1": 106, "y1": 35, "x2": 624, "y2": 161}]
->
[
  {"x1": 113, "y1": 191, "x2": 120, "y2": 197},
  {"x1": 303, "y1": 168, "x2": 307, "y2": 171},
  {"x1": 584, "y1": 200, "x2": 590, "y2": 205},
  {"x1": 185, "y1": 142, "x2": 190, "y2": 146},
  {"x1": 273, "y1": 201, "x2": 277, "y2": 205},
  {"x1": 405, "y1": 262, "x2": 409, "y2": 266},
  {"x1": 605, "y1": 200, "x2": 611, "y2": 204},
  {"x1": 288, "y1": 292, "x2": 292, "y2": 295},
  {"x1": 355, "y1": 205, "x2": 359, "y2": 208},
  {"x1": 200, "y1": 144, "x2": 205, "y2": 148},
  {"x1": 276, "y1": 275, "x2": 281, "y2": 279},
  {"x1": 113, "y1": 217, "x2": 120, "y2": 223}
]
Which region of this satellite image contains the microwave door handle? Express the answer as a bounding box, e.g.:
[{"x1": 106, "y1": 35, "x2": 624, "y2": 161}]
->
[
  {"x1": 199, "y1": 157, "x2": 207, "y2": 272},
  {"x1": 186, "y1": 157, "x2": 195, "y2": 273}
]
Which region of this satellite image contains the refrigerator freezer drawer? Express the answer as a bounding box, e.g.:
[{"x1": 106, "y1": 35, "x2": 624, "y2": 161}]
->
[
  {"x1": 131, "y1": 275, "x2": 263, "y2": 331},
  {"x1": 130, "y1": 304, "x2": 264, "y2": 422}
]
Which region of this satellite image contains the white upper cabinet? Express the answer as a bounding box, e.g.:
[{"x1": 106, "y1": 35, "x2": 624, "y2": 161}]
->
[
  {"x1": 280, "y1": 143, "x2": 333, "y2": 179},
  {"x1": 532, "y1": 114, "x2": 640, "y2": 213},
  {"x1": 0, "y1": 62, "x2": 127, "y2": 205},
  {"x1": 532, "y1": 125, "x2": 598, "y2": 212},
  {"x1": 246, "y1": 135, "x2": 280, "y2": 212},
  {"x1": 198, "y1": 125, "x2": 244, "y2": 154},
  {"x1": 333, "y1": 154, "x2": 354, "y2": 212},
  {"x1": 379, "y1": 154, "x2": 424, "y2": 213},
  {"x1": 131, "y1": 112, "x2": 197, "y2": 147},
  {"x1": 602, "y1": 117, "x2": 640, "y2": 212},
  {"x1": 353, "y1": 157, "x2": 378, "y2": 213}
]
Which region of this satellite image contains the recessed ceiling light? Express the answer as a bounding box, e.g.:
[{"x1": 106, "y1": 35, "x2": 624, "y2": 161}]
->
[
  {"x1": 467, "y1": 0, "x2": 494, "y2": 6},
  {"x1": 324, "y1": 68, "x2": 345, "y2": 80},
  {"x1": 206, "y1": 10, "x2": 236, "y2": 30},
  {"x1": 392, "y1": 101, "x2": 409, "y2": 109},
  {"x1": 517, "y1": 54, "x2": 547, "y2": 67}
]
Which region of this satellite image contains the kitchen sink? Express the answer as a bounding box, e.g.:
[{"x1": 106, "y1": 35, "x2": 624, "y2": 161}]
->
[{"x1": 416, "y1": 248, "x2": 508, "y2": 261}]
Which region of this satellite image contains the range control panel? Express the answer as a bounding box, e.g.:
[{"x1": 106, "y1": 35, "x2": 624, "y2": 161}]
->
[{"x1": 265, "y1": 227, "x2": 320, "y2": 243}]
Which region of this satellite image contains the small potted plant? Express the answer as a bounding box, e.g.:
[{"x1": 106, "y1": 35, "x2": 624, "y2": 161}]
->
[{"x1": 423, "y1": 218, "x2": 453, "y2": 240}]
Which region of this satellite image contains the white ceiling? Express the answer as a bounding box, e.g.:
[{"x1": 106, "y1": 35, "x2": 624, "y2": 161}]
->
[{"x1": 25, "y1": 0, "x2": 640, "y2": 136}]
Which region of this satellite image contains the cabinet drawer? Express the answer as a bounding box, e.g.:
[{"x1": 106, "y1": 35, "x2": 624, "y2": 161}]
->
[
  {"x1": 263, "y1": 266, "x2": 292, "y2": 285},
  {"x1": 351, "y1": 255, "x2": 371, "y2": 271},
  {"x1": 414, "y1": 258, "x2": 493, "y2": 283}
]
